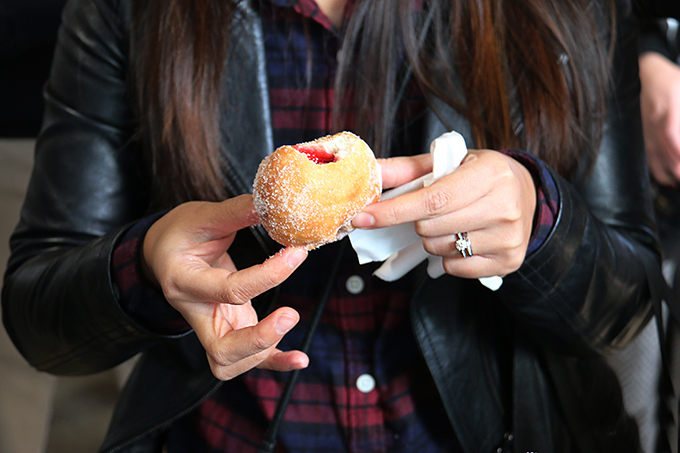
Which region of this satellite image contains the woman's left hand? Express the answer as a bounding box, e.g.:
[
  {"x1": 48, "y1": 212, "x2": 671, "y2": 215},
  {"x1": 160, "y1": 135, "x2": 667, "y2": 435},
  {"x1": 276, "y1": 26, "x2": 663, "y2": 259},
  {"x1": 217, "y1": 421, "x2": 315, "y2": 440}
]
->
[{"x1": 352, "y1": 150, "x2": 537, "y2": 278}]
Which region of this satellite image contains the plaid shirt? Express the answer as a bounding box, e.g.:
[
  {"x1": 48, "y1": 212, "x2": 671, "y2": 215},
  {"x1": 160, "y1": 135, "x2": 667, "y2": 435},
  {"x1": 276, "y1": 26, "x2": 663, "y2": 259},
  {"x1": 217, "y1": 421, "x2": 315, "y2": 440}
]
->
[{"x1": 111, "y1": 1, "x2": 559, "y2": 451}]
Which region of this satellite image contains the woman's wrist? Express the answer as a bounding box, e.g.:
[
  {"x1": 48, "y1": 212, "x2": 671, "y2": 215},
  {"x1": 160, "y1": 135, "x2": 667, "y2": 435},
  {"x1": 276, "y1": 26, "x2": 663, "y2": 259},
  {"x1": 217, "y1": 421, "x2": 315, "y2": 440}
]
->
[
  {"x1": 499, "y1": 148, "x2": 559, "y2": 255},
  {"x1": 111, "y1": 212, "x2": 191, "y2": 335}
]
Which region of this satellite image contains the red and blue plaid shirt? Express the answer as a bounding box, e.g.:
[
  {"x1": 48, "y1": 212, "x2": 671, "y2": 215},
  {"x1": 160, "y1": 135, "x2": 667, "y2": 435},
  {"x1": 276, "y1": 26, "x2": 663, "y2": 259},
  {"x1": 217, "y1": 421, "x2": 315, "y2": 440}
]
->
[{"x1": 111, "y1": 1, "x2": 558, "y2": 451}]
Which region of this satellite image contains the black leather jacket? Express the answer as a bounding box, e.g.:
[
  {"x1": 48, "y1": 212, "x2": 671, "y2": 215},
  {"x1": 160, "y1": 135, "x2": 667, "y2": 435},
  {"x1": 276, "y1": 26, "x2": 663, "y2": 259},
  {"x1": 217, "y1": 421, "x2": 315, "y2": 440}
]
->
[{"x1": 1, "y1": 0, "x2": 665, "y2": 451}]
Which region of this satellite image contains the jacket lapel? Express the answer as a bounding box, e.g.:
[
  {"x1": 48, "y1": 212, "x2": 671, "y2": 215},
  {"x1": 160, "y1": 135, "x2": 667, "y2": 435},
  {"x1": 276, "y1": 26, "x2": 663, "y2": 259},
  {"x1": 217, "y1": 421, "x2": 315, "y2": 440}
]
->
[{"x1": 219, "y1": 0, "x2": 274, "y2": 198}]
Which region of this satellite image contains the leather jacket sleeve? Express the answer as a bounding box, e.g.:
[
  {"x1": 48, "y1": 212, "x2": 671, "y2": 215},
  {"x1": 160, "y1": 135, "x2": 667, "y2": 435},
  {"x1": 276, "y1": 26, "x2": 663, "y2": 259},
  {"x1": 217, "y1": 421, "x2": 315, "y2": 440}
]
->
[
  {"x1": 1, "y1": 0, "x2": 167, "y2": 375},
  {"x1": 497, "y1": 3, "x2": 662, "y2": 354}
]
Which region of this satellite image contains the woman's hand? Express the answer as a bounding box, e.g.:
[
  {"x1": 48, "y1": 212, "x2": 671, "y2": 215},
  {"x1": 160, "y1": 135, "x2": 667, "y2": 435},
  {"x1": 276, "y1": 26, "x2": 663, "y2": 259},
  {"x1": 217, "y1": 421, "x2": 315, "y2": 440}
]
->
[
  {"x1": 142, "y1": 195, "x2": 309, "y2": 380},
  {"x1": 639, "y1": 52, "x2": 680, "y2": 187},
  {"x1": 352, "y1": 150, "x2": 536, "y2": 278}
]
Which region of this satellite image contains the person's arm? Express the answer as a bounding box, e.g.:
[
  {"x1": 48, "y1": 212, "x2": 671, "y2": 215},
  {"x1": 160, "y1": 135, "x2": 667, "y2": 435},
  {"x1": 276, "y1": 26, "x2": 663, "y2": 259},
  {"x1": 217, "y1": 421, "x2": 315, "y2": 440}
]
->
[
  {"x1": 1, "y1": 0, "x2": 153, "y2": 375},
  {"x1": 1, "y1": 0, "x2": 309, "y2": 379},
  {"x1": 356, "y1": 2, "x2": 662, "y2": 354},
  {"x1": 639, "y1": 51, "x2": 680, "y2": 186},
  {"x1": 501, "y1": 4, "x2": 662, "y2": 353}
]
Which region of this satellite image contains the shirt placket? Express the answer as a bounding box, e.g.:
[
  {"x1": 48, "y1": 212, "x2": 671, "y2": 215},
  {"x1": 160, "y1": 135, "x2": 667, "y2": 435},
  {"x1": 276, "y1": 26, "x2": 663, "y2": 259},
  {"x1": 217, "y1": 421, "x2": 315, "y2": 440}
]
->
[{"x1": 335, "y1": 269, "x2": 388, "y2": 452}]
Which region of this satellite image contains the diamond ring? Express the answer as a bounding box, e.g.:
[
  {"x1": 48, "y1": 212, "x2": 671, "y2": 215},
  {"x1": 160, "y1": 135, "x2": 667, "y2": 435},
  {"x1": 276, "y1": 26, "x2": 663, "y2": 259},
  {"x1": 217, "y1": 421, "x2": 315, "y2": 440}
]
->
[{"x1": 455, "y1": 232, "x2": 472, "y2": 258}]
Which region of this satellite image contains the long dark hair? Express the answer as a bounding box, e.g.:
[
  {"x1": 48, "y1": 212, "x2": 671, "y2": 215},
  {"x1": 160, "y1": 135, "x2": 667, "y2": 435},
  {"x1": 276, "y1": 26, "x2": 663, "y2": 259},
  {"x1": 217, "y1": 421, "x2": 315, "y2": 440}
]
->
[{"x1": 131, "y1": 0, "x2": 613, "y2": 206}]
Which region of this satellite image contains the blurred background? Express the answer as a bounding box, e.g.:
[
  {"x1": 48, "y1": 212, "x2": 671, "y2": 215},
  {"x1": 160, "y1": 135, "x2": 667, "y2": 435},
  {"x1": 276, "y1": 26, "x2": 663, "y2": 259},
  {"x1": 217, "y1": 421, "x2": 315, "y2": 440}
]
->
[{"x1": 0, "y1": 1, "x2": 131, "y2": 451}]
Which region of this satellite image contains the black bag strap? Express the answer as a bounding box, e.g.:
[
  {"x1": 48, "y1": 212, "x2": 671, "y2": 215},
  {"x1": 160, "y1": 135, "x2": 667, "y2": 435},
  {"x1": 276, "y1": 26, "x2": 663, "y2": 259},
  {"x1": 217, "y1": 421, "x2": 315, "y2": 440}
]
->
[{"x1": 258, "y1": 239, "x2": 348, "y2": 453}]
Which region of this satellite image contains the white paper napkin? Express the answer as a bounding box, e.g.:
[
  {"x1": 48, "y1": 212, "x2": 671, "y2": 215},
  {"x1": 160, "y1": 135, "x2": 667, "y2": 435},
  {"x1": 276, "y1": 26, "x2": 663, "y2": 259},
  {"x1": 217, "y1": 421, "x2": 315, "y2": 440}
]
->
[{"x1": 348, "y1": 131, "x2": 503, "y2": 291}]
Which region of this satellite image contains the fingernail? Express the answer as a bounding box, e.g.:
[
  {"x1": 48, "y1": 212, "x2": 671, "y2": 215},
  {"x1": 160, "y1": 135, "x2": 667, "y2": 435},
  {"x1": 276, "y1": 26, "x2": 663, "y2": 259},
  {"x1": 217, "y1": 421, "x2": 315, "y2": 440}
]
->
[
  {"x1": 275, "y1": 314, "x2": 297, "y2": 335},
  {"x1": 286, "y1": 249, "x2": 307, "y2": 269},
  {"x1": 352, "y1": 212, "x2": 375, "y2": 228}
]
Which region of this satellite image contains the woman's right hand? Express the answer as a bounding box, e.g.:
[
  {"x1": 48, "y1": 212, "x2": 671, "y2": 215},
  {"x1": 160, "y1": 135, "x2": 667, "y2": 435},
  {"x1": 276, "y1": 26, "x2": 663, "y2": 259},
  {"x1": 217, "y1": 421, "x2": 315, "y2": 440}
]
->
[{"x1": 142, "y1": 194, "x2": 309, "y2": 380}]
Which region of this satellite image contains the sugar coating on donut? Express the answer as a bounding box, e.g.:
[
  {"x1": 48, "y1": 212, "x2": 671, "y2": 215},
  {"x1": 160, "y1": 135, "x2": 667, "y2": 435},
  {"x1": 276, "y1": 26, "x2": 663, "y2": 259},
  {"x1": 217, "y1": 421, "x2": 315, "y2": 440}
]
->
[{"x1": 253, "y1": 132, "x2": 382, "y2": 249}]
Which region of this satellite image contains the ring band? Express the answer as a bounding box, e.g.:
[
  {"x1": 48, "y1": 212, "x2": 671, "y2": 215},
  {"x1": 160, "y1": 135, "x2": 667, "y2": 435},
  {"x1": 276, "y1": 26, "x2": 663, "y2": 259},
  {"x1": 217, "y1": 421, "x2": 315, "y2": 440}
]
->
[{"x1": 455, "y1": 232, "x2": 473, "y2": 258}]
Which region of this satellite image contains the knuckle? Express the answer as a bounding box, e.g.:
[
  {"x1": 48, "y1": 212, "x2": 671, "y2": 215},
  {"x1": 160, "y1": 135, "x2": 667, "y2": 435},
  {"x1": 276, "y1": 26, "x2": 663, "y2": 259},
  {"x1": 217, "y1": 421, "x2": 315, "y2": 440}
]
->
[
  {"x1": 209, "y1": 361, "x2": 235, "y2": 381},
  {"x1": 260, "y1": 267, "x2": 284, "y2": 288},
  {"x1": 157, "y1": 264, "x2": 182, "y2": 299},
  {"x1": 492, "y1": 160, "x2": 517, "y2": 187},
  {"x1": 504, "y1": 202, "x2": 523, "y2": 223},
  {"x1": 218, "y1": 283, "x2": 250, "y2": 305},
  {"x1": 382, "y1": 204, "x2": 401, "y2": 226},
  {"x1": 501, "y1": 248, "x2": 525, "y2": 273},
  {"x1": 205, "y1": 345, "x2": 227, "y2": 367},
  {"x1": 504, "y1": 228, "x2": 525, "y2": 250},
  {"x1": 251, "y1": 334, "x2": 273, "y2": 353},
  {"x1": 495, "y1": 196, "x2": 523, "y2": 224},
  {"x1": 442, "y1": 257, "x2": 473, "y2": 278},
  {"x1": 423, "y1": 190, "x2": 452, "y2": 217},
  {"x1": 442, "y1": 258, "x2": 457, "y2": 276},
  {"x1": 506, "y1": 254, "x2": 524, "y2": 273},
  {"x1": 422, "y1": 238, "x2": 438, "y2": 256},
  {"x1": 160, "y1": 277, "x2": 189, "y2": 306},
  {"x1": 161, "y1": 282, "x2": 182, "y2": 303},
  {"x1": 413, "y1": 220, "x2": 430, "y2": 237},
  {"x1": 484, "y1": 154, "x2": 506, "y2": 173}
]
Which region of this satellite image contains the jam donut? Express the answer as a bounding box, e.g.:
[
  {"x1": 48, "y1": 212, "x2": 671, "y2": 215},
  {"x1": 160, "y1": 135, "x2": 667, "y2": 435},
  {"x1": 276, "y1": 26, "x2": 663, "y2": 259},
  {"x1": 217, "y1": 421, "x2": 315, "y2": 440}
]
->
[{"x1": 253, "y1": 132, "x2": 382, "y2": 249}]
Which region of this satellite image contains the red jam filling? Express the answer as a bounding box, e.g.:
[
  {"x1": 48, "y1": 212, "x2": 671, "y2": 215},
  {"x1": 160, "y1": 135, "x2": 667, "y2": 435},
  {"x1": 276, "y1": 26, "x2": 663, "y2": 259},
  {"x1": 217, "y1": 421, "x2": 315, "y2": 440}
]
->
[{"x1": 293, "y1": 144, "x2": 336, "y2": 164}]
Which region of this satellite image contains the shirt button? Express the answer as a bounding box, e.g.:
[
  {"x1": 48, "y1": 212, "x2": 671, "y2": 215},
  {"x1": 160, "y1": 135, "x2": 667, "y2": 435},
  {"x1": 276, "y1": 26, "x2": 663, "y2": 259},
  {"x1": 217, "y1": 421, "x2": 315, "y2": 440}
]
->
[
  {"x1": 345, "y1": 275, "x2": 365, "y2": 294},
  {"x1": 356, "y1": 373, "x2": 376, "y2": 393}
]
